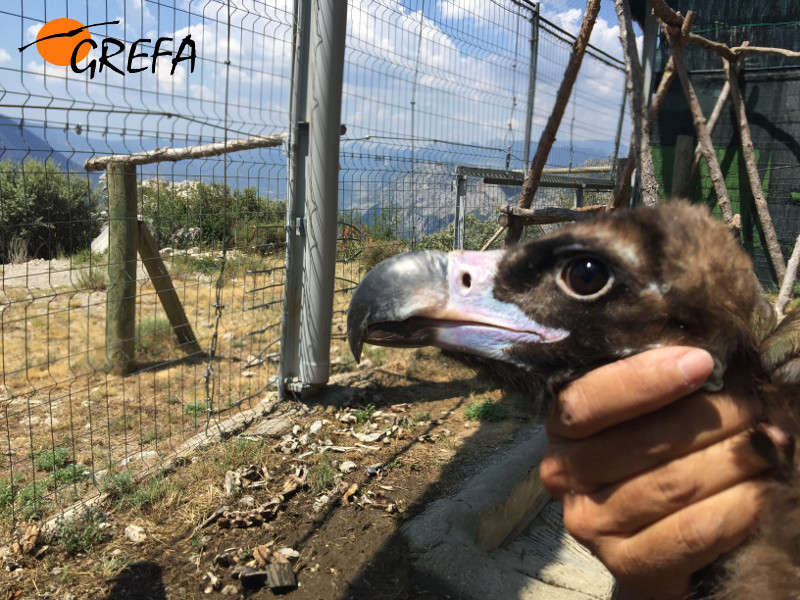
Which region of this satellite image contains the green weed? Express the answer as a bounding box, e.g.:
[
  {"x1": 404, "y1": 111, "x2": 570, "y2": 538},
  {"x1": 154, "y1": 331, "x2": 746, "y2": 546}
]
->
[
  {"x1": 465, "y1": 399, "x2": 507, "y2": 423},
  {"x1": 54, "y1": 506, "x2": 107, "y2": 554}
]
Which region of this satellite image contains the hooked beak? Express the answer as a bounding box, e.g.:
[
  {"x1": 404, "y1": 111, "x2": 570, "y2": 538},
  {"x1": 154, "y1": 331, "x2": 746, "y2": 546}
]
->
[{"x1": 346, "y1": 250, "x2": 569, "y2": 364}]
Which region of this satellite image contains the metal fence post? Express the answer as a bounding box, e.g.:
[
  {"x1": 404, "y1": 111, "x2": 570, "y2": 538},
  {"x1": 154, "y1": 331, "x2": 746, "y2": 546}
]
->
[
  {"x1": 298, "y1": 0, "x2": 348, "y2": 389},
  {"x1": 453, "y1": 171, "x2": 467, "y2": 250},
  {"x1": 279, "y1": 0, "x2": 312, "y2": 399},
  {"x1": 280, "y1": 0, "x2": 347, "y2": 397},
  {"x1": 105, "y1": 162, "x2": 137, "y2": 375},
  {"x1": 523, "y1": 3, "x2": 540, "y2": 169}
]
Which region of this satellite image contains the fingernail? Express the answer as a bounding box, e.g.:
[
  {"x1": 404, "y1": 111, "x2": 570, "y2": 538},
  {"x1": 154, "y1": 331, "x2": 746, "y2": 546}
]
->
[{"x1": 678, "y1": 349, "x2": 714, "y2": 385}]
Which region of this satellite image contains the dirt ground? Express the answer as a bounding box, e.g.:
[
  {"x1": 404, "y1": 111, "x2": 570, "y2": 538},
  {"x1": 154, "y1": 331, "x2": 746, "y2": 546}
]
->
[{"x1": 1, "y1": 347, "x2": 541, "y2": 600}]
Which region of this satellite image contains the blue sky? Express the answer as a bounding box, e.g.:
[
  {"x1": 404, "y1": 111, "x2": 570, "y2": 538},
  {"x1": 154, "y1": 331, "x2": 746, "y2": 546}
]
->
[{"x1": 0, "y1": 1, "x2": 635, "y2": 172}]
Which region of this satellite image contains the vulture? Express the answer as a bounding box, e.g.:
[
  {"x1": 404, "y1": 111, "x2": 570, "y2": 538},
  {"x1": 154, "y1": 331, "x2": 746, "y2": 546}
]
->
[{"x1": 347, "y1": 201, "x2": 800, "y2": 600}]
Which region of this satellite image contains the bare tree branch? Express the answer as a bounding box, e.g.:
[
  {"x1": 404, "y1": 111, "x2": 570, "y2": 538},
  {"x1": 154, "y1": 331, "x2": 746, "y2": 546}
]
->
[
  {"x1": 724, "y1": 57, "x2": 786, "y2": 282},
  {"x1": 506, "y1": 0, "x2": 602, "y2": 245},
  {"x1": 662, "y1": 20, "x2": 735, "y2": 227},
  {"x1": 776, "y1": 232, "x2": 800, "y2": 319},
  {"x1": 615, "y1": 0, "x2": 659, "y2": 206}
]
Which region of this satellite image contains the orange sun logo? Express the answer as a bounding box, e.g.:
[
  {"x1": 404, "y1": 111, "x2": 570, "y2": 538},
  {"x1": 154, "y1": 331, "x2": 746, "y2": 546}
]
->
[{"x1": 34, "y1": 18, "x2": 93, "y2": 66}]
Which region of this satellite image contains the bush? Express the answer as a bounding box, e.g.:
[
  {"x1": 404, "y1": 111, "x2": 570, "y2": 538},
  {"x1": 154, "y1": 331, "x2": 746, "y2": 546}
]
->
[
  {"x1": 0, "y1": 158, "x2": 100, "y2": 261},
  {"x1": 55, "y1": 506, "x2": 107, "y2": 554},
  {"x1": 139, "y1": 181, "x2": 285, "y2": 251},
  {"x1": 465, "y1": 399, "x2": 507, "y2": 422},
  {"x1": 418, "y1": 213, "x2": 501, "y2": 252},
  {"x1": 358, "y1": 239, "x2": 408, "y2": 272}
]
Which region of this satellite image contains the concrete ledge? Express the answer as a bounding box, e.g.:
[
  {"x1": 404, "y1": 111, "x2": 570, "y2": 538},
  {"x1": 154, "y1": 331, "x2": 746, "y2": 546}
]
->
[{"x1": 403, "y1": 427, "x2": 615, "y2": 600}]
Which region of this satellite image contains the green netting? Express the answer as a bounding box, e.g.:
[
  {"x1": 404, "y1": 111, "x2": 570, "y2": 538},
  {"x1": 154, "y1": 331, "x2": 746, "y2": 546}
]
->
[{"x1": 651, "y1": 2, "x2": 800, "y2": 286}]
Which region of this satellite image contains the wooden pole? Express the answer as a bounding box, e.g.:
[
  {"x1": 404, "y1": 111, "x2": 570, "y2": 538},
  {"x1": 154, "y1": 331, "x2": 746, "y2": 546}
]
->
[
  {"x1": 136, "y1": 221, "x2": 203, "y2": 356},
  {"x1": 84, "y1": 133, "x2": 287, "y2": 172},
  {"x1": 505, "y1": 0, "x2": 602, "y2": 245},
  {"x1": 609, "y1": 58, "x2": 676, "y2": 210},
  {"x1": 105, "y1": 162, "x2": 138, "y2": 375},
  {"x1": 723, "y1": 57, "x2": 786, "y2": 283},
  {"x1": 776, "y1": 232, "x2": 800, "y2": 319},
  {"x1": 614, "y1": 0, "x2": 659, "y2": 206},
  {"x1": 689, "y1": 79, "x2": 730, "y2": 179},
  {"x1": 663, "y1": 20, "x2": 735, "y2": 227}
]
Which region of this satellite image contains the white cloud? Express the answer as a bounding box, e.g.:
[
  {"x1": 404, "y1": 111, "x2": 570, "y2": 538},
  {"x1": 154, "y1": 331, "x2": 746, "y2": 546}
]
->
[
  {"x1": 0, "y1": 48, "x2": 11, "y2": 64},
  {"x1": 26, "y1": 23, "x2": 44, "y2": 44}
]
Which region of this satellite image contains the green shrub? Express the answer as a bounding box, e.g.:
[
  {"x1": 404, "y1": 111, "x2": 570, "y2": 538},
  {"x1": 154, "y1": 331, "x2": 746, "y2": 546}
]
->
[
  {"x1": 0, "y1": 158, "x2": 100, "y2": 261},
  {"x1": 308, "y1": 458, "x2": 338, "y2": 494},
  {"x1": 135, "y1": 317, "x2": 173, "y2": 354},
  {"x1": 465, "y1": 399, "x2": 507, "y2": 422},
  {"x1": 140, "y1": 181, "x2": 285, "y2": 251},
  {"x1": 418, "y1": 213, "x2": 502, "y2": 252},
  {"x1": 32, "y1": 447, "x2": 71, "y2": 471},
  {"x1": 184, "y1": 401, "x2": 206, "y2": 418},
  {"x1": 55, "y1": 506, "x2": 107, "y2": 554},
  {"x1": 358, "y1": 239, "x2": 408, "y2": 272}
]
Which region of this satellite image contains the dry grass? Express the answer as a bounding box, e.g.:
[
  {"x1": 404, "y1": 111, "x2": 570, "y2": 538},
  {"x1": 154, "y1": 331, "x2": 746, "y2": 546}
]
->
[{"x1": 0, "y1": 251, "x2": 304, "y2": 526}]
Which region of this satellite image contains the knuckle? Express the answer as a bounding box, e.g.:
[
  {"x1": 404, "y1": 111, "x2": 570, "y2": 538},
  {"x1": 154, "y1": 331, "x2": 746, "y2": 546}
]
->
[
  {"x1": 561, "y1": 497, "x2": 601, "y2": 543},
  {"x1": 675, "y1": 509, "x2": 723, "y2": 556},
  {"x1": 538, "y1": 454, "x2": 570, "y2": 497},
  {"x1": 651, "y1": 461, "x2": 699, "y2": 508}
]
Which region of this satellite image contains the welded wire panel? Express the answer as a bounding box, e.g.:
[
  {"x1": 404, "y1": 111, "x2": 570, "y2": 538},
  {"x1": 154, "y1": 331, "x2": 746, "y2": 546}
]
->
[{"x1": 0, "y1": 1, "x2": 291, "y2": 526}]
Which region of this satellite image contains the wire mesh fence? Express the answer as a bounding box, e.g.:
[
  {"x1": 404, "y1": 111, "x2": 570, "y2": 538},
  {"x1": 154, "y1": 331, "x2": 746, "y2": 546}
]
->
[
  {"x1": 1, "y1": 0, "x2": 293, "y2": 527},
  {"x1": 1, "y1": 0, "x2": 627, "y2": 532}
]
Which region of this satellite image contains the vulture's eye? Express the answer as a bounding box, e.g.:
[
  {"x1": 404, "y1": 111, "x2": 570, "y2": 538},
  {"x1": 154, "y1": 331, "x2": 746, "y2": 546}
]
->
[{"x1": 558, "y1": 256, "x2": 613, "y2": 299}]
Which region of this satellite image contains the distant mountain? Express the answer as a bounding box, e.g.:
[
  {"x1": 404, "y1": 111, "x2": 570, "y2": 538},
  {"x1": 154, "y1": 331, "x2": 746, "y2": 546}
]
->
[
  {"x1": 0, "y1": 116, "x2": 77, "y2": 169},
  {"x1": 349, "y1": 160, "x2": 606, "y2": 238},
  {"x1": 0, "y1": 117, "x2": 620, "y2": 229}
]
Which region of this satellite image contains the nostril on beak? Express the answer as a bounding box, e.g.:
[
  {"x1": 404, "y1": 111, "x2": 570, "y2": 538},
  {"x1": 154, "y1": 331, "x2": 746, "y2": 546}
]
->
[{"x1": 461, "y1": 272, "x2": 472, "y2": 288}]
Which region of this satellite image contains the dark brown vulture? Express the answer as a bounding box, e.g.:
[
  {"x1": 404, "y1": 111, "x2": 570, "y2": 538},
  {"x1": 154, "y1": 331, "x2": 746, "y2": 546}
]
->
[{"x1": 347, "y1": 201, "x2": 800, "y2": 600}]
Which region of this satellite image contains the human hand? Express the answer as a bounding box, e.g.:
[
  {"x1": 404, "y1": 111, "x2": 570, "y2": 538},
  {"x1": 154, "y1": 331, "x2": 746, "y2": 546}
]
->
[{"x1": 539, "y1": 347, "x2": 772, "y2": 599}]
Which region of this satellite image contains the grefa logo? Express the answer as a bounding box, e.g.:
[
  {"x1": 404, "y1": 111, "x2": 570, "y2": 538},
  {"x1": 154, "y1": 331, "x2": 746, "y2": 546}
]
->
[{"x1": 19, "y1": 18, "x2": 196, "y2": 79}]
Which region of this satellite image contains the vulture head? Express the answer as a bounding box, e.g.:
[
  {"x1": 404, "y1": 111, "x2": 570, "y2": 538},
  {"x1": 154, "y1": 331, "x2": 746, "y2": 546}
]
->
[
  {"x1": 348, "y1": 200, "x2": 800, "y2": 599},
  {"x1": 348, "y1": 201, "x2": 759, "y2": 404}
]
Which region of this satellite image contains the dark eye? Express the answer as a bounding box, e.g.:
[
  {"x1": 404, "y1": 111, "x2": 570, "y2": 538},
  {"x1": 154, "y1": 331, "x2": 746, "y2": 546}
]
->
[{"x1": 559, "y1": 256, "x2": 612, "y2": 298}]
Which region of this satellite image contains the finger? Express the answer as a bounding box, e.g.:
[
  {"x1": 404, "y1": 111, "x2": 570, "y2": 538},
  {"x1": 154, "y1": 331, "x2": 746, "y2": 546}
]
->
[
  {"x1": 590, "y1": 481, "x2": 763, "y2": 599},
  {"x1": 547, "y1": 347, "x2": 715, "y2": 440},
  {"x1": 541, "y1": 391, "x2": 758, "y2": 495},
  {"x1": 561, "y1": 431, "x2": 772, "y2": 535}
]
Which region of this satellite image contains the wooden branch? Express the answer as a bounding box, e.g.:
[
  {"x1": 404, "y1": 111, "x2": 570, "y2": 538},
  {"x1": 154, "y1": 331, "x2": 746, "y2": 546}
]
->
[
  {"x1": 731, "y1": 45, "x2": 800, "y2": 59},
  {"x1": 663, "y1": 21, "x2": 735, "y2": 227},
  {"x1": 776, "y1": 232, "x2": 800, "y2": 319},
  {"x1": 648, "y1": 0, "x2": 682, "y2": 27},
  {"x1": 688, "y1": 35, "x2": 800, "y2": 62},
  {"x1": 498, "y1": 204, "x2": 606, "y2": 227},
  {"x1": 609, "y1": 55, "x2": 676, "y2": 210},
  {"x1": 615, "y1": 0, "x2": 659, "y2": 206},
  {"x1": 480, "y1": 226, "x2": 507, "y2": 251},
  {"x1": 647, "y1": 57, "x2": 676, "y2": 135},
  {"x1": 506, "y1": 0, "x2": 602, "y2": 246},
  {"x1": 689, "y1": 79, "x2": 731, "y2": 179},
  {"x1": 84, "y1": 133, "x2": 288, "y2": 171},
  {"x1": 687, "y1": 33, "x2": 737, "y2": 62},
  {"x1": 724, "y1": 57, "x2": 786, "y2": 282}
]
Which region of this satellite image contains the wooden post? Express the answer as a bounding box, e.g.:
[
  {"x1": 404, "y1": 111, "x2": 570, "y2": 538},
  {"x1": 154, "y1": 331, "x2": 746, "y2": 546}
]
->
[
  {"x1": 663, "y1": 21, "x2": 735, "y2": 228},
  {"x1": 136, "y1": 221, "x2": 203, "y2": 356},
  {"x1": 106, "y1": 162, "x2": 138, "y2": 375},
  {"x1": 671, "y1": 134, "x2": 694, "y2": 198},
  {"x1": 724, "y1": 57, "x2": 786, "y2": 283}
]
